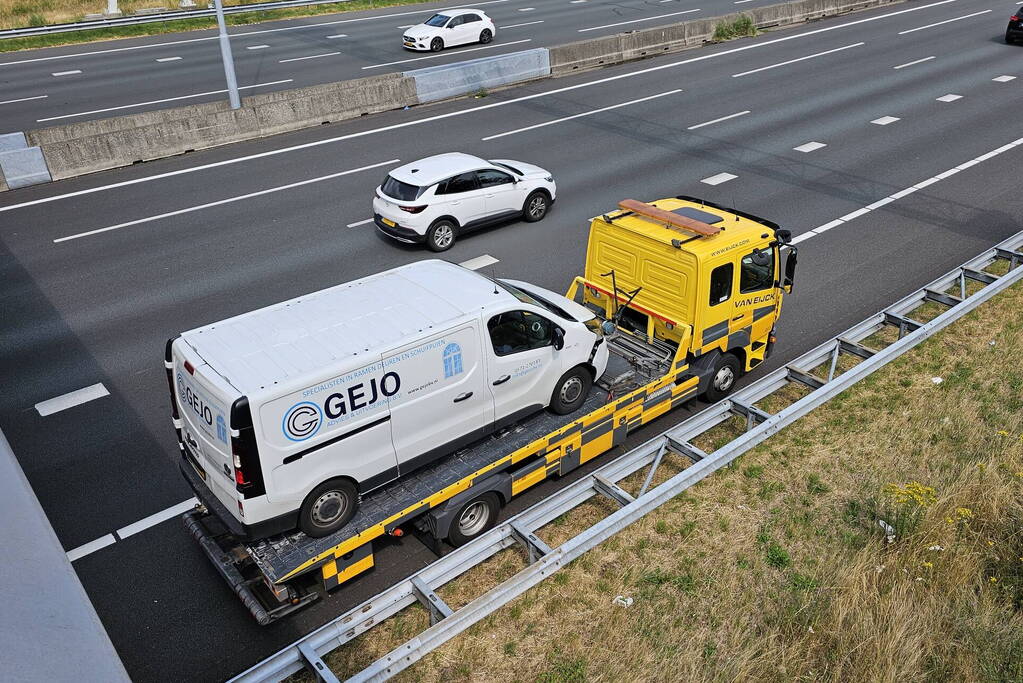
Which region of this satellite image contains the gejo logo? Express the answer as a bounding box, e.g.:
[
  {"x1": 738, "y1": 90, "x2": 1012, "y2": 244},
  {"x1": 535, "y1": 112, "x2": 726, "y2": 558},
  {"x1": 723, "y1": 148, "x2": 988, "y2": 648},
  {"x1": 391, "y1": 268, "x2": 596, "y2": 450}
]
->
[
  {"x1": 282, "y1": 371, "x2": 401, "y2": 441},
  {"x1": 178, "y1": 372, "x2": 214, "y2": 427}
]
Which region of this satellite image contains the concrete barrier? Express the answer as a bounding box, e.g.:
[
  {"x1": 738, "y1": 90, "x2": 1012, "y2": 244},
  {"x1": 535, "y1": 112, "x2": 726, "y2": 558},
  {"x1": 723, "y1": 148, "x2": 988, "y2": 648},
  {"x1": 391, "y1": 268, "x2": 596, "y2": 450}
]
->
[
  {"x1": 406, "y1": 48, "x2": 550, "y2": 103},
  {"x1": 3, "y1": 0, "x2": 903, "y2": 189},
  {"x1": 29, "y1": 73, "x2": 417, "y2": 181},
  {"x1": 0, "y1": 131, "x2": 51, "y2": 189}
]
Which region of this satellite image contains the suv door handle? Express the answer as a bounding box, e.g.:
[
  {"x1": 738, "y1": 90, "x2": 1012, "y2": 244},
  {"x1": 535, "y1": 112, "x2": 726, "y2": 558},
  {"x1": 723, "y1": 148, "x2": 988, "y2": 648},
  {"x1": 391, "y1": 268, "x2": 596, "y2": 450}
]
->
[
  {"x1": 492, "y1": 375, "x2": 510, "y2": 386},
  {"x1": 453, "y1": 392, "x2": 474, "y2": 403}
]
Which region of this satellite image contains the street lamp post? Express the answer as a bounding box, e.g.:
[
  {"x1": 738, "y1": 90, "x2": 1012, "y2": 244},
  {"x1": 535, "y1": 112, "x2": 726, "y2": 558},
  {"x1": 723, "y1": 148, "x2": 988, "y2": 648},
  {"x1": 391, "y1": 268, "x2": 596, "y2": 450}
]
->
[{"x1": 213, "y1": 0, "x2": 241, "y2": 109}]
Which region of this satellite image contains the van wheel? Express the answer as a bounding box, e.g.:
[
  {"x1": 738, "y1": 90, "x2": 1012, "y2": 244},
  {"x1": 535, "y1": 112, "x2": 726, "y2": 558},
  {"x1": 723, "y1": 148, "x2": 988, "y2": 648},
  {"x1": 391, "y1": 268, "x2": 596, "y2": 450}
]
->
[
  {"x1": 702, "y1": 353, "x2": 741, "y2": 403},
  {"x1": 479, "y1": 29, "x2": 493, "y2": 44},
  {"x1": 426, "y1": 220, "x2": 457, "y2": 252},
  {"x1": 448, "y1": 493, "x2": 500, "y2": 547},
  {"x1": 522, "y1": 191, "x2": 550, "y2": 222},
  {"x1": 549, "y1": 366, "x2": 592, "y2": 415},
  {"x1": 430, "y1": 37, "x2": 444, "y2": 52},
  {"x1": 299, "y1": 478, "x2": 358, "y2": 538}
]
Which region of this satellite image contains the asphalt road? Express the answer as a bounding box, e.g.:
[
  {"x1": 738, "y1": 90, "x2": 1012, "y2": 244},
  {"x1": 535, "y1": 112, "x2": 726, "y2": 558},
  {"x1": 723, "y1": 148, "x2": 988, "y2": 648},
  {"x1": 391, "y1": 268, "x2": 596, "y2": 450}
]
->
[
  {"x1": 2, "y1": 0, "x2": 1022, "y2": 679},
  {"x1": 4, "y1": 0, "x2": 754, "y2": 131}
]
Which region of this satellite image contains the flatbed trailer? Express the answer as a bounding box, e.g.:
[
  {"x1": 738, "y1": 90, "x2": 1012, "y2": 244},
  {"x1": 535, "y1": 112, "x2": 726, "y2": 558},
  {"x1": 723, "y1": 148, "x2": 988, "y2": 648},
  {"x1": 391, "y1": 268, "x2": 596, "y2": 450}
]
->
[{"x1": 181, "y1": 196, "x2": 794, "y2": 624}]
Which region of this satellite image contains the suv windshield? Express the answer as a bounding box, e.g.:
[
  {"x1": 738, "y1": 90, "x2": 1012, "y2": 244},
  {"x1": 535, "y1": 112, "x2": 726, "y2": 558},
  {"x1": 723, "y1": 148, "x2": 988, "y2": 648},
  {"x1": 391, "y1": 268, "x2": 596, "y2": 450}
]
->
[
  {"x1": 497, "y1": 280, "x2": 575, "y2": 321},
  {"x1": 424, "y1": 13, "x2": 449, "y2": 26},
  {"x1": 380, "y1": 175, "x2": 423, "y2": 201}
]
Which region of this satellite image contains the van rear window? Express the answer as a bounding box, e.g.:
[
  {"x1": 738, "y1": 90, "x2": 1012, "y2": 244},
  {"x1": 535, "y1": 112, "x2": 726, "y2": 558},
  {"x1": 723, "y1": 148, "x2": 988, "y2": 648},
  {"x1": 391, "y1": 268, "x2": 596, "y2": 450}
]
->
[{"x1": 381, "y1": 175, "x2": 423, "y2": 201}]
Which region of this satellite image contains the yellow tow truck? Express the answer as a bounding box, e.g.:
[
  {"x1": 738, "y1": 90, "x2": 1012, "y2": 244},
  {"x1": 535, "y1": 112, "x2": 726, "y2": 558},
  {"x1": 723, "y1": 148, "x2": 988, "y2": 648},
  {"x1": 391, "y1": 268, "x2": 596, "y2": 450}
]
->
[{"x1": 181, "y1": 195, "x2": 795, "y2": 624}]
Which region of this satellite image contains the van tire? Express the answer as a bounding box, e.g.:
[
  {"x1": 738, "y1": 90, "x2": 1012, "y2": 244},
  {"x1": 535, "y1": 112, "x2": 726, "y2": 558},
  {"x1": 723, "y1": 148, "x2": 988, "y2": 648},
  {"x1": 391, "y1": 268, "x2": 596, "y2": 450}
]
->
[
  {"x1": 522, "y1": 191, "x2": 550, "y2": 222},
  {"x1": 447, "y1": 492, "x2": 500, "y2": 547},
  {"x1": 426, "y1": 220, "x2": 457, "y2": 252},
  {"x1": 702, "y1": 352, "x2": 741, "y2": 403},
  {"x1": 549, "y1": 366, "x2": 592, "y2": 415},
  {"x1": 299, "y1": 478, "x2": 358, "y2": 538}
]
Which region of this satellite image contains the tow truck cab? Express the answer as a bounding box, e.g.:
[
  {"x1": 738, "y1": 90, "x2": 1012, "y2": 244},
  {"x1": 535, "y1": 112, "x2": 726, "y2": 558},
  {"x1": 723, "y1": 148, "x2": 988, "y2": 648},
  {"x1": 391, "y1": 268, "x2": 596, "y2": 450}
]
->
[{"x1": 574, "y1": 196, "x2": 795, "y2": 394}]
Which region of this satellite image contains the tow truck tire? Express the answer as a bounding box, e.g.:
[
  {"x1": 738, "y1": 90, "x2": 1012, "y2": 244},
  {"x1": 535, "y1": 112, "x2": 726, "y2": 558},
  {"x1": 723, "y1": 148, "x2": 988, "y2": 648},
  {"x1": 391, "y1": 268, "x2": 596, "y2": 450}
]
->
[
  {"x1": 549, "y1": 366, "x2": 592, "y2": 415},
  {"x1": 299, "y1": 478, "x2": 358, "y2": 538},
  {"x1": 448, "y1": 492, "x2": 501, "y2": 547},
  {"x1": 702, "y1": 352, "x2": 741, "y2": 403}
]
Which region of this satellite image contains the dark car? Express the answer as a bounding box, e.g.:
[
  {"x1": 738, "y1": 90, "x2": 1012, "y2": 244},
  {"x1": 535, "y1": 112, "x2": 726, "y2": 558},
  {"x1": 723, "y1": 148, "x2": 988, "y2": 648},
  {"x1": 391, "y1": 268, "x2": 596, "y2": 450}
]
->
[{"x1": 1008, "y1": 10, "x2": 1023, "y2": 43}]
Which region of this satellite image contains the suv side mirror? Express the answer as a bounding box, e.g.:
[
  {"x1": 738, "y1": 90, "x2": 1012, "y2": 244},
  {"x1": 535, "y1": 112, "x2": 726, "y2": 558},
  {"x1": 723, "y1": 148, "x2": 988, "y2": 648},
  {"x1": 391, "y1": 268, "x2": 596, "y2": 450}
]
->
[{"x1": 552, "y1": 327, "x2": 565, "y2": 351}]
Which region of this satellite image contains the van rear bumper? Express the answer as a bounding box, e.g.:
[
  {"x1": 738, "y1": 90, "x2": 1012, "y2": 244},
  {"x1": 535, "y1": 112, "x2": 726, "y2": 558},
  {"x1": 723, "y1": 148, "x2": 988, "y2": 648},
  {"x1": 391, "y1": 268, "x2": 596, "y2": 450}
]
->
[{"x1": 179, "y1": 457, "x2": 298, "y2": 541}]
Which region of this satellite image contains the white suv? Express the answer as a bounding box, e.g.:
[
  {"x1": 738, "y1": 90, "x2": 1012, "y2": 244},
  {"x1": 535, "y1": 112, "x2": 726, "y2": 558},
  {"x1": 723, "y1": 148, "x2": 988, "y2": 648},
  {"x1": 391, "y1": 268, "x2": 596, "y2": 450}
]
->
[
  {"x1": 373, "y1": 153, "x2": 557, "y2": 251},
  {"x1": 402, "y1": 9, "x2": 496, "y2": 52}
]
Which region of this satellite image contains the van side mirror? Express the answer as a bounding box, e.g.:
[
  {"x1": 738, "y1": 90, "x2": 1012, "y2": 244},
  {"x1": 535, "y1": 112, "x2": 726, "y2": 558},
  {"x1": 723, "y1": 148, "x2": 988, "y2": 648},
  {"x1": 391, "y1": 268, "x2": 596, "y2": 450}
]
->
[
  {"x1": 552, "y1": 327, "x2": 565, "y2": 351},
  {"x1": 783, "y1": 247, "x2": 798, "y2": 293}
]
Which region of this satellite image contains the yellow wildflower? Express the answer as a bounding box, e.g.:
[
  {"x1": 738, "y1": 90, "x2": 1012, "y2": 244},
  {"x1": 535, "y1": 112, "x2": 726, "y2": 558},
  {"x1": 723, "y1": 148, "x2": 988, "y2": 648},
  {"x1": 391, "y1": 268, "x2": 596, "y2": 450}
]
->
[
  {"x1": 989, "y1": 577, "x2": 998, "y2": 584},
  {"x1": 996, "y1": 430, "x2": 1010, "y2": 437},
  {"x1": 987, "y1": 540, "x2": 994, "y2": 547},
  {"x1": 955, "y1": 507, "x2": 973, "y2": 520},
  {"x1": 921, "y1": 561, "x2": 933, "y2": 569}
]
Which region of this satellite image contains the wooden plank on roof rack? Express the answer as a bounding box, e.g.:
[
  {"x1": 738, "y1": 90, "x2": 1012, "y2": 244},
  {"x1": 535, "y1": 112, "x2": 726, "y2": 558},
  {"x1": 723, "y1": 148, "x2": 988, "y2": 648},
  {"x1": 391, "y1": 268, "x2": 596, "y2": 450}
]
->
[{"x1": 618, "y1": 199, "x2": 721, "y2": 237}]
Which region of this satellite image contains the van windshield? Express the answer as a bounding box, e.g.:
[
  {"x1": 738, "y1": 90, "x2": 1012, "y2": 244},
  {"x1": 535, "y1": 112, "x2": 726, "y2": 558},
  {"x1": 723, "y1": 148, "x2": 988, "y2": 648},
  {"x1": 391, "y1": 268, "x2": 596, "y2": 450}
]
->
[
  {"x1": 381, "y1": 175, "x2": 423, "y2": 201},
  {"x1": 497, "y1": 280, "x2": 574, "y2": 321}
]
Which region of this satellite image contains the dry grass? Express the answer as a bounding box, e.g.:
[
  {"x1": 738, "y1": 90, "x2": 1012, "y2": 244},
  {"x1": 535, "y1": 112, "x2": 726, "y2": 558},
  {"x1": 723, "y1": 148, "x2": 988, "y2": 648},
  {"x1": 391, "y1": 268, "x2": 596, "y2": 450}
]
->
[{"x1": 312, "y1": 277, "x2": 1023, "y2": 682}]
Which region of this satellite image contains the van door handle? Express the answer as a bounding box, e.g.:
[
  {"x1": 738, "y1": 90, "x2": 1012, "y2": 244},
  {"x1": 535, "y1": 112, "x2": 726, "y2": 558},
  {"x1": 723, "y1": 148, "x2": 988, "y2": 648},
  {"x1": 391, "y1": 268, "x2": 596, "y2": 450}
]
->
[
  {"x1": 453, "y1": 392, "x2": 474, "y2": 403},
  {"x1": 492, "y1": 375, "x2": 510, "y2": 386}
]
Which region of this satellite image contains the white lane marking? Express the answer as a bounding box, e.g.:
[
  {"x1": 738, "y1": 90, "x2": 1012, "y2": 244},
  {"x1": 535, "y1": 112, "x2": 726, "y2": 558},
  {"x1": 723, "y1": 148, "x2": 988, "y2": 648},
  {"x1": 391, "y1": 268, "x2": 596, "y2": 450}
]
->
[
  {"x1": 326, "y1": 33, "x2": 348, "y2": 38},
  {"x1": 501, "y1": 20, "x2": 544, "y2": 28},
  {"x1": 35, "y1": 79, "x2": 292, "y2": 122},
  {"x1": 701, "y1": 172, "x2": 737, "y2": 185},
  {"x1": 36, "y1": 383, "x2": 109, "y2": 416},
  {"x1": 482, "y1": 89, "x2": 682, "y2": 140},
  {"x1": 0, "y1": 0, "x2": 962, "y2": 215},
  {"x1": 518, "y1": 6, "x2": 535, "y2": 10},
  {"x1": 793, "y1": 141, "x2": 826, "y2": 153},
  {"x1": 51, "y1": 70, "x2": 81, "y2": 76},
  {"x1": 54, "y1": 159, "x2": 398, "y2": 243},
  {"x1": 687, "y1": 110, "x2": 749, "y2": 130},
  {"x1": 459, "y1": 254, "x2": 500, "y2": 270},
  {"x1": 67, "y1": 534, "x2": 116, "y2": 562},
  {"x1": 116, "y1": 498, "x2": 198, "y2": 539},
  {"x1": 992, "y1": 75, "x2": 1016, "y2": 82},
  {"x1": 0, "y1": 2, "x2": 512, "y2": 67},
  {"x1": 156, "y1": 56, "x2": 182, "y2": 62},
  {"x1": 279, "y1": 51, "x2": 341, "y2": 63},
  {"x1": 0, "y1": 94, "x2": 48, "y2": 105},
  {"x1": 362, "y1": 39, "x2": 531, "y2": 68},
  {"x1": 731, "y1": 42, "x2": 863, "y2": 77},
  {"x1": 734, "y1": 0, "x2": 756, "y2": 4},
  {"x1": 898, "y1": 9, "x2": 991, "y2": 34},
  {"x1": 893, "y1": 55, "x2": 934, "y2": 69},
  {"x1": 936, "y1": 93, "x2": 962, "y2": 102},
  {"x1": 347, "y1": 218, "x2": 373, "y2": 227},
  {"x1": 247, "y1": 44, "x2": 271, "y2": 50},
  {"x1": 579, "y1": 9, "x2": 700, "y2": 31},
  {"x1": 871, "y1": 115, "x2": 900, "y2": 125},
  {"x1": 571, "y1": 0, "x2": 586, "y2": 3},
  {"x1": 792, "y1": 135, "x2": 1023, "y2": 244}
]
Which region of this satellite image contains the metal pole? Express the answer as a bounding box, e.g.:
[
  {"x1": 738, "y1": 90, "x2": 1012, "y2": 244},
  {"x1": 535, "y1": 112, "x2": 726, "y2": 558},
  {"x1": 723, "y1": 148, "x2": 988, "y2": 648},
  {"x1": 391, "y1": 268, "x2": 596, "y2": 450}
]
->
[
  {"x1": 213, "y1": 0, "x2": 241, "y2": 109},
  {"x1": 104, "y1": 0, "x2": 121, "y2": 16}
]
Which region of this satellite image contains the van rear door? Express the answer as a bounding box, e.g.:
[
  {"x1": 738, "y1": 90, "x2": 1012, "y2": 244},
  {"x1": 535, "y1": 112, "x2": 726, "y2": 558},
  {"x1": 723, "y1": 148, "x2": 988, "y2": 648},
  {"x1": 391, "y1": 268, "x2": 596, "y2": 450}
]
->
[{"x1": 171, "y1": 339, "x2": 239, "y2": 514}]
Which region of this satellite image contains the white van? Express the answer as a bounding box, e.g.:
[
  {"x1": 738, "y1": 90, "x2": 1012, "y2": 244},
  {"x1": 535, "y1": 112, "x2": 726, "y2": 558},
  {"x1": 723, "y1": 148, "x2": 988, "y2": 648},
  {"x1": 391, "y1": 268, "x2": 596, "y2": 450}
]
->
[{"x1": 167, "y1": 260, "x2": 608, "y2": 539}]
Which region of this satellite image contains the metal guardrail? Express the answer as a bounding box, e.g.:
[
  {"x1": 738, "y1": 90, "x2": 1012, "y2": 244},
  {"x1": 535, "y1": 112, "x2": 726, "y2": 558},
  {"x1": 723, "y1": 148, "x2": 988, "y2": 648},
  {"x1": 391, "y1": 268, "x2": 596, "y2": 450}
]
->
[
  {"x1": 0, "y1": 0, "x2": 353, "y2": 38},
  {"x1": 231, "y1": 231, "x2": 1023, "y2": 683}
]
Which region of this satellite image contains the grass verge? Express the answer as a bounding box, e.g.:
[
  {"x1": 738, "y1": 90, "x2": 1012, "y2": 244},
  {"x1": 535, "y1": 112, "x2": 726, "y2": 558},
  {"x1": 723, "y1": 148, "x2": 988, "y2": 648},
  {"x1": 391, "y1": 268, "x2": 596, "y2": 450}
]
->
[
  {"x1": 712, "y1": 14, "x2": 757, "y2": 41},
  {"x1": 0, "y1": 0, "x2": 431, "y2": 52},
  {"x1": 311, "y1": 275, "x2": 1023, "y2": 681}
]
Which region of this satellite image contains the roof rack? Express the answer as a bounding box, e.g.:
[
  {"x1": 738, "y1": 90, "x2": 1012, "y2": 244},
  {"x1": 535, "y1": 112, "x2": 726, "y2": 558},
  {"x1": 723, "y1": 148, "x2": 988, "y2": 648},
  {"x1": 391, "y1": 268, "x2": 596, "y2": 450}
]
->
[{"x1": 617, "y1": 199, "x2": 721, "y2": 237}]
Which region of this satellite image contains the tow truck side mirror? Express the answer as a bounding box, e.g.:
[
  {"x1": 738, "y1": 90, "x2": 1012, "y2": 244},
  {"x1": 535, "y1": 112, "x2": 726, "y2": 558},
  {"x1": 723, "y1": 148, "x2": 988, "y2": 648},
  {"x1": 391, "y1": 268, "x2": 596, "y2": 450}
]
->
[
  {"x1": 552, "y1": 327, "x2": 565, "y2": 351},
  {"x1": 783, "y1": 247, "x2": 798, "y2": 293}
]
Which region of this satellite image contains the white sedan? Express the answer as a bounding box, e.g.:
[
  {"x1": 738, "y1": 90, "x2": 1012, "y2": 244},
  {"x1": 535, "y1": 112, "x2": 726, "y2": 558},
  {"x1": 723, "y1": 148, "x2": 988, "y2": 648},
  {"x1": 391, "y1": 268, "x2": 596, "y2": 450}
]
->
[{"x1": 402, "y1": 9, "x2": 497, "y2": 52}]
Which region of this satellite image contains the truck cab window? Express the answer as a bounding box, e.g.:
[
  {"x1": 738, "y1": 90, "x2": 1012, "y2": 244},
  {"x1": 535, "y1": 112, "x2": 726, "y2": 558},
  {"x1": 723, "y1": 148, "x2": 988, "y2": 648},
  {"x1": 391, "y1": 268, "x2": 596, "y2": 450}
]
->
[
  {"x1": 488, "y1": 311, "x2": 552, "y2": 356},
  {"x1": 709, "y1": 263, "x2": 733, "y2": 305},
  {"x1": 740, "y1": 247, "x2": 775, "y2": 293}
]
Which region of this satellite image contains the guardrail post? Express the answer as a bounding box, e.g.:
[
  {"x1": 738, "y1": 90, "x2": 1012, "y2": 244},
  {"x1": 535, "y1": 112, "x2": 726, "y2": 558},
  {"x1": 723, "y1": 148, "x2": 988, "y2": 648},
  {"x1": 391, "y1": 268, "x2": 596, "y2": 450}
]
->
[{"x1": 103, "y1": 0, "x2": 121, "y2": 17}]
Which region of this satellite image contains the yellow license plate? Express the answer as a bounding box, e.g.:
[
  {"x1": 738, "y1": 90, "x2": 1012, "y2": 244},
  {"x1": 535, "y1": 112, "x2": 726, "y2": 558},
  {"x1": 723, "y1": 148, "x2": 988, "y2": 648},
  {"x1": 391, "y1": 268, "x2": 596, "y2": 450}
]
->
[
  {"x1": 404, "y1": 42, "x2": 415, "y2": 47},
  {"x1": 382, "y1": 217, "x2": 396, "y2": 227}
]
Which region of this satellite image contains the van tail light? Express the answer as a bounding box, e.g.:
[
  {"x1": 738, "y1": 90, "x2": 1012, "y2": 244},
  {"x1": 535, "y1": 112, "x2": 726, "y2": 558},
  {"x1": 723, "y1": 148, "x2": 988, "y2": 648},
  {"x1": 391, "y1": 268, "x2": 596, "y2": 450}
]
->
[
  {"x1": 400, "y1": 205, "x2": 427, "y2": 213},
  {"x1": 230, "y1": 397, "x2": 266, "y2": 499}
]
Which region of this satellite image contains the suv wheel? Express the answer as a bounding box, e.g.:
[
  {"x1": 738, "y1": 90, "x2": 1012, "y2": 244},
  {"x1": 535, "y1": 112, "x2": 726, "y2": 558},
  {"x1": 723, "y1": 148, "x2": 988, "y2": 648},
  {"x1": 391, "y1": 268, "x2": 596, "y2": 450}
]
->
[
  {"x1": 426, "y1": 220, "x2": 457, "y2": 252},
  {"x1": 522, "y1": 191, "x2": 550, "y2": 223}
]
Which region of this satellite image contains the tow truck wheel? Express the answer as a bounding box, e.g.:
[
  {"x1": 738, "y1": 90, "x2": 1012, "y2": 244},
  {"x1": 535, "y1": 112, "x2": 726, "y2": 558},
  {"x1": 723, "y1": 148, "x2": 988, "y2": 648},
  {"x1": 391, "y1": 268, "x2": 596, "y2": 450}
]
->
[
  {"x1": 549, "y1": 366, "x2": 592, "y2": 415},
  {"x1": 448, "y1": 493, "x2": 501, "y2": 547},
  {"x1": 299, "y1": 478, "x2": 358, "y2": 538},
  {"x1": 703, "y1": 353, "x2": 741, "y2": 403}
]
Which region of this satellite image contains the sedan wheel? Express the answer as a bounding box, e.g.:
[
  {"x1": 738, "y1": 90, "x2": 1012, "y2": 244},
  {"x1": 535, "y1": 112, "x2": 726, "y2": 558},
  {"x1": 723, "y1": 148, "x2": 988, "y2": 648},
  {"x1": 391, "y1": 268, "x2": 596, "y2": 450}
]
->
[
  {"x1": 480, "y1": 29, "x2": 493, "y2": 44},
  {"x1": 430, "y1": 37, "x2": 444, "y2": 52}
]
